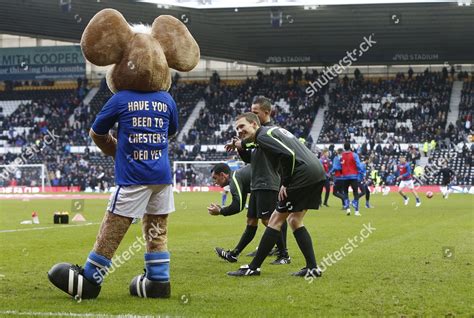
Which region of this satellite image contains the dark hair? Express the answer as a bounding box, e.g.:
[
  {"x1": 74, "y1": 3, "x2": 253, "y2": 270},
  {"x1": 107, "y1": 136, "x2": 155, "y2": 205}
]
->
[
  {"x1": 252, "y1": 96, "x2": 272, "y2": 113},
  {"x1": 211, "y1": 163, "x2": 231, "y2": 175},
  {"x1": 236, "y1": 112, "x2": 261, "y2": 126},
  {"x1": 337, "y1": 148, "x2": 343, "y2": 154},
  {"x1": 343, "y1": 142, "x2": 351, "y2": 151}
]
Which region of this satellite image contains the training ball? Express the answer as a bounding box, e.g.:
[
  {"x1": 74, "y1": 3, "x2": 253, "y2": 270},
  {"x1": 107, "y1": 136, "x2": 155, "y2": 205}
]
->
[{"x1": 426, "y1": 191, "x2": 433, "y2": 198}]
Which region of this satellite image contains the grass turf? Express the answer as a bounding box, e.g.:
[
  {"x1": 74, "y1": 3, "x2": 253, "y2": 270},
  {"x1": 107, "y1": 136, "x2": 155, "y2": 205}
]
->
[{"x1": 0, "y1": 192, "x2": 472, "y2": 317}]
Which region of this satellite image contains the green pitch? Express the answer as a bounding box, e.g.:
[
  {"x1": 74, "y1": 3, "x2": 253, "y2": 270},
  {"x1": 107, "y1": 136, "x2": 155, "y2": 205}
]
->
[{"x1": 0, "y1": 193, "x2": 472, "y2": 317}]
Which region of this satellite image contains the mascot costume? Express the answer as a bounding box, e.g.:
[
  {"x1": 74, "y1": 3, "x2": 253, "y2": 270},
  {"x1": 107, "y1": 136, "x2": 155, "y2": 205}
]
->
[{"x1": 48, "y1": 8, "x2": 199, "y2": 299}]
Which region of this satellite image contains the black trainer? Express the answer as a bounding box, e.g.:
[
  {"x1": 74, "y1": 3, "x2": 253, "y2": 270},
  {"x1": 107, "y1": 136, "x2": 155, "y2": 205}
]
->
[
  {"x1": 215, "y1": 247, "x2": 238, "y2": 263},
  {"x1": 130, "y1": 273, "x2": 170, "y2": 298},
  {"x1": 291, "y1": 267, "x2": 322, "y2": 278},
  {"x1": 227, "y1": 265, "x2": 261, "y2": 277},
  {"x1": 270, "y1": 254, "x2": 291, "y2": 265},
  {"x1": 48, "y1": 263, "x2": 101, "y2": 299}
]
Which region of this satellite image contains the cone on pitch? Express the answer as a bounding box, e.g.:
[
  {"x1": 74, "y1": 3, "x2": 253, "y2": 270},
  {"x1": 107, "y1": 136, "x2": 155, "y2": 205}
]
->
[{"x1": 72, "y1": 213, "x2": 86, "y2": 222}]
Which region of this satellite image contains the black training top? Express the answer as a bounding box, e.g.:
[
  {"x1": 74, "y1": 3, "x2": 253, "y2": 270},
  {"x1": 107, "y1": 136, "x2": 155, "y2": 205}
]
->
[
  {"x1": 220, "y1": 165, "x2": 251, "y2": 216},
  {"x1": 252, "y1": 126, "x2": 326, "y2": 190},
  {"x1": 238, "y1": 120, "x2": 281, "y2": 192}
]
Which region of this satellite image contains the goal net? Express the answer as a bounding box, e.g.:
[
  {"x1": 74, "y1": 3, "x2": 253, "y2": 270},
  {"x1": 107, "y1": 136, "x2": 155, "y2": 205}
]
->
[
  {"x1": 172, "y1": 160, "x2": 245, "y2": 188},
  {"x1": 0, "y1": 164, "x2": 50, "y2": 192}
]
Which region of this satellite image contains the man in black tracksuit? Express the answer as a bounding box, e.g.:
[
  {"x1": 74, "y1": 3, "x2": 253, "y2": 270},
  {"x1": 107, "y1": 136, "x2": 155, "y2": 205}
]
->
[
  {"x1": 208, "y1": 164, "x2": 255, "y2": 262},
  {"x1": 225, "y1": 96, "x2": 290, "y2": 265},
  {"x1": 228, "y1": 112, "x2": 326, "y2": 278},
  {"x1": 437, "y1": 165, "x2": 455, "y2": 199},
  {"x1": 208, "y1": 164, "x2": 252, "y2": 217}
]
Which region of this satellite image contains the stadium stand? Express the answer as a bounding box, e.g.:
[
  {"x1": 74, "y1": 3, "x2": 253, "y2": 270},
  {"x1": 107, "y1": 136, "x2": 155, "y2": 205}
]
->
[
  {"x1": 458, "y1": 79, "x2": 473, "y2": 133},
  {"x1": 0, "y1": 69, "x2": 472, "y2": 189},
  {"x1": 182, "y1": 70, "x2": 325, "y2": 145},
  {"x1": 318, "y1": 70, "x2": 454, "y2": 144}
]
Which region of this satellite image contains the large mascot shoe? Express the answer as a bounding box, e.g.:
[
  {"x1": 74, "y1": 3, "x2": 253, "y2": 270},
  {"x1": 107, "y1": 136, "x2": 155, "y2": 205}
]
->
[
  {"x1": 48, "y1": 263, "x2": 101, "y2": 299},
  {"x1": 129, "y1": 274, "x2": 170, "y2": 298}
]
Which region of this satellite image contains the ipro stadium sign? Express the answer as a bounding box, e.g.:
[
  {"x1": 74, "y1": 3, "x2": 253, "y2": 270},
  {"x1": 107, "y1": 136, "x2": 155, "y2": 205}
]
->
[{"x1": 0, "y1": 46, "x2": 85, "y2": 80}]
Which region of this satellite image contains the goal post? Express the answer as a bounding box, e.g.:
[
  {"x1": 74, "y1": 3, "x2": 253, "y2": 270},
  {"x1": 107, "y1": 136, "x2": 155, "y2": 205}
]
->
[
  {"x1": 0, "y1": 164, "x2": 50, "y2": 192},
  {"x1": 172, "y1": 160, "x2": 245, "y2": 188}
]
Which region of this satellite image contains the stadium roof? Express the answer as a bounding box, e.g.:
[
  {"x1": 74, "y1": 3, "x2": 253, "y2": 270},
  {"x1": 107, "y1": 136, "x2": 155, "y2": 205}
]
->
[
  {"x1": 0, "y1": 0, "x2": 473, "y2": 66},
  {"x1": 138, "y1": 0, "x2": 472, "y2": 9}
]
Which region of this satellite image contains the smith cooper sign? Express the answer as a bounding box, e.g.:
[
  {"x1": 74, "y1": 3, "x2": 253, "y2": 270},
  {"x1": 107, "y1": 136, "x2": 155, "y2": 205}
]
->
[{"x1": 0, "y1": 46, "x2": 85, "y2": 80}]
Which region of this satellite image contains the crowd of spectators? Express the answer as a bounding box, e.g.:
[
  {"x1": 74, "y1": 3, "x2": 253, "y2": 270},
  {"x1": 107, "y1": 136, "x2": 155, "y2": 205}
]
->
[
  {"x1": 183, "y1": 70, "x2": 325, "y2": 144},
  {"x1": 317, "y1": 68, "x2": 466, "y2": 144},
  {"x1": 458, "y1": 79, "x2": 473, "y2": 133},
  {"x1": 1, "y1": 94, "x2": 88, "y2": 147},
  {"x1": 1, "y1": 76, "x2": 91, "y2": 147}
]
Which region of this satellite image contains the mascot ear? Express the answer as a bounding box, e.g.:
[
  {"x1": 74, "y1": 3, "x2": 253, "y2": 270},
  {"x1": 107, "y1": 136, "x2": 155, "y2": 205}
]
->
[
  {"x1": 81, "y1": 9, "x2": 133, "y2": 66},
  {"x1": 151, "y1": 15, "x2": 200, "y2": 72}
]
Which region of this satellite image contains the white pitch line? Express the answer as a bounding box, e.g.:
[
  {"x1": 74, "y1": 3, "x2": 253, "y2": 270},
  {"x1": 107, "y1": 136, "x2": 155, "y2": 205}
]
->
[
  {"x1": 0, "y1": 222, "x2": 100, "y2": 233},
  {"x1": 0, "y1": 311, "x2": 175, "y2": 318}
]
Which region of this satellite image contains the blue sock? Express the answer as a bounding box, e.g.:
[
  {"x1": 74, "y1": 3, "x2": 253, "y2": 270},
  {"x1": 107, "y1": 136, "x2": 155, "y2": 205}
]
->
[
  {"x1": 352, "y1": 199, "x2": 359, "y2": 211},
  {"x1": 221, "y1": 193, "x2": 227, "y2": 206},
  {"x1": 145, "y1": 252, "x2": 170, "y2": 282},
  {"x1": 416, "y1": 197, "x2": 420, "y2": 203},
  {"x1": 402, "y1": 195, "x2": 408, "y2": 200},
  {"x1": 343, "y1": 198, "x2": 349, "y2": 208},
  {"x1": 83, "y1": 251, "x2": 112, "y2": 285}
]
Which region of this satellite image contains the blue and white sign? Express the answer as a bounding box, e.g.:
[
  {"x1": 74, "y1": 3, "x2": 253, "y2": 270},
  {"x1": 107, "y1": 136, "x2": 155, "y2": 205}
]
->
[{"x1": 0, "y1": 46, "x2": 85, "y2": 80}]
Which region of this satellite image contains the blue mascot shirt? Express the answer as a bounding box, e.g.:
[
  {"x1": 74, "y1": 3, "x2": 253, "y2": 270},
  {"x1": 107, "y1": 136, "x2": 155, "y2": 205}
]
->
[{"x1": 91, "y1": 90, "x2": 178, "y2": 186}]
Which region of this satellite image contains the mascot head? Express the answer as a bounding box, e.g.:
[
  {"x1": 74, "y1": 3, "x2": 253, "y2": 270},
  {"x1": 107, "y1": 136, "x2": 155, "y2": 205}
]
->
[{"x1": 80, "y1": 9, "x2": 200, "y2": 93}]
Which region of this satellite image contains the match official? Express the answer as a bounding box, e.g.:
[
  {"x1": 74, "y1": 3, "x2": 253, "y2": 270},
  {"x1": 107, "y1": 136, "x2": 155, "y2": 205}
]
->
[{"x1": 227, "y1": 113, "x2": 326, "y2": 278}]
